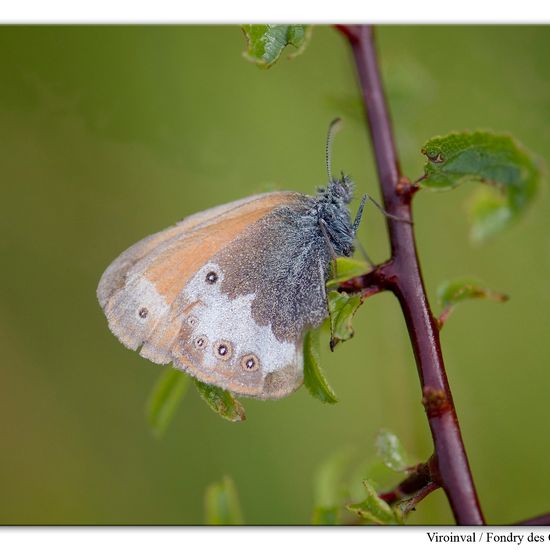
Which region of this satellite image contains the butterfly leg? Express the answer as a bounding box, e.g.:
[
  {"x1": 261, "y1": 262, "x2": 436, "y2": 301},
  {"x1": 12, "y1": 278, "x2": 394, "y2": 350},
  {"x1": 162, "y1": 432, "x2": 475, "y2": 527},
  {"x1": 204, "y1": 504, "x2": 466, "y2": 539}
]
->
[
  {"x1": 319, "y1": 218, "x2": 339, "y2": 280},
  {"x1": 356, "y1": 240, "x2": 375, "y2": 269},
  {"x1": 317, "y1": 255, "x2": 338, "y2": 352},
  {"x1": 352, "y1": 193, "x2": 367, "y2": 234},
  {"x1": 364, "y1": 192, "x2": 413, "y2": 225},
  {"x1": 319, "y1": 220, "x2": 343, "y2": 351}
]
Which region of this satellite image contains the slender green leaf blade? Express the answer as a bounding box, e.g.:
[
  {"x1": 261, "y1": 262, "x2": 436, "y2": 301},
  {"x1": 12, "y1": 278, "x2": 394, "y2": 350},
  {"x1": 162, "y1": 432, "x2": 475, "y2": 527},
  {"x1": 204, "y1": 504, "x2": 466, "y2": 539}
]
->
[
  {"x1": 194, "y1": 380, "x2": 246, "y2": 422},
  {"x1": 437, "y1": 278, "x2": 509, "y2": 309},
  {"x1": 303, "y1": 326, "x2": 337, "y2": 404},
  {"x1": 204, "y1": 476, "x2": 244, "y2": 525},
  {"x1": 146, "y1": 368, "x2": 190, "y2": 437},
  {"x1": 328, "y1": 290, "x2": 362, "y2": 349},
  {"x1": 312, "y1": 449, "x2": 353, "y2": 524},
  {"x1": 375, "y1": 430, "x2": 409, "y2": 472},
  {"x1": 327, "y1": 257, "x2": 371, "y2": 288},
  {"x1": 314, "y1": 450, "x2": 352, "y2": 508},
  {"x1": 347, "y1": 479, "x2": 400, "y2": 525},
  {"x1": 420, "y1": 131, "x2": 541, "y2": 241},
  {"x1": 242, "y1": 25, "x2": 311, "y2": 69}
]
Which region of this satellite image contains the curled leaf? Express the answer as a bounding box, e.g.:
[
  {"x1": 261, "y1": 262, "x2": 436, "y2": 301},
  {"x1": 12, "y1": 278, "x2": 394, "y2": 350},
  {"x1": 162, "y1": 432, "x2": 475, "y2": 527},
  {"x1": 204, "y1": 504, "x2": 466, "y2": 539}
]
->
[
  {"x1": 204, "y1": 476, "x2": 244, "y2": 525},
  {"x1": 146, "y1": 368, "x2": 190, "y2": 437},
  {"x1": 348, "y1": 459, "x2": 401, "y2": 504},
  {"x1": 420, "y1": 131, "x2": 541, "y2": 241},
  {"x1": 436, "y1": 278, "x2": 508, "y2": 328},
  {"x1": 194, "y1": 380, "x2": 246, "y2": 422},
  {"x1": 242, "y1": 25, "x2": 311, "y2": 69},
  {"x1": 375, "y1": 430, "x2": 409, "y2": 472},
  {"x1": 437, "y1": 278, "x2": 509, "y2": 309},
  {"x1": 328, "y1": 290, "x2": 362, "y2": 349},
  {"x1": 303, "y1": 326, "x2": 337, "y2": 404},
  {"x1": 347, "y1": 479, "x2": 402, "y2": 525}
]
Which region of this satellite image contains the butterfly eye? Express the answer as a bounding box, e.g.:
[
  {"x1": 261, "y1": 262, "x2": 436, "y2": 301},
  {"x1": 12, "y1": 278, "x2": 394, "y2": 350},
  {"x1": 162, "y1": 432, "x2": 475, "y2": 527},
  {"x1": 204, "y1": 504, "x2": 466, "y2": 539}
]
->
[
  {"x1": 138, "y1": 307, "x2": 148, "y2": 319},
  {"x1": 194, "y1": 335, "x2": 208, "y2": 350},
  {"x1": 241, "y1": 354, "x2": 260, "y2": 372},
  {"x1": 205, "y1": 271, "x2": 218, "y2": 284},
  {"x1": 214, "y1": 340, "x2": 233, "y2": 361}
]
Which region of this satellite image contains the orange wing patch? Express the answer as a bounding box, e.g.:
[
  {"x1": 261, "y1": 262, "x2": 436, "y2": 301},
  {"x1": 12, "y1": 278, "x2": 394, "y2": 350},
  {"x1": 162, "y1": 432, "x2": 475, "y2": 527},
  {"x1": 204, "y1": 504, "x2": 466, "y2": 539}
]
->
[
  {"x1": 98, "y1": 192, "x2": 291, "y2": 308},
  {"x1": 144, "y1": 193, "x2": 297, "y2": 303},
  {"x1": 98, "y1": 191, "x2": 301, "y2": 365}
]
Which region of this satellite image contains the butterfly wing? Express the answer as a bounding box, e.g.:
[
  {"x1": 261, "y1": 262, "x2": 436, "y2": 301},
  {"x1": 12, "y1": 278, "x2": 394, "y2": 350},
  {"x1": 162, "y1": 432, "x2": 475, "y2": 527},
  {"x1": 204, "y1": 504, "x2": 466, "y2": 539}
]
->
[
  {"x1": 98, "y1": 191, "x2": 332, "y2": 399},
  {"x1": 97, "y1": 193, "x2": 279, "y2": 309},
  {"x1": 98, "y1": 192, "x2": 301, "y2": 359},
  {"x1": 171, "y1": 197, "x2": 333, "y2": 399}
]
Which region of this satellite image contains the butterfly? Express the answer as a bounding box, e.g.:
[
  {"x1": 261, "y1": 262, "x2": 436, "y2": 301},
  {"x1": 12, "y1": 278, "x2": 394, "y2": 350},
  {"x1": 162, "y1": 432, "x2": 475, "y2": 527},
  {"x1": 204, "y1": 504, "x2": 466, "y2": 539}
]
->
[{"x1": 97, "y1": 120, "x2": 366, "y2": 400}]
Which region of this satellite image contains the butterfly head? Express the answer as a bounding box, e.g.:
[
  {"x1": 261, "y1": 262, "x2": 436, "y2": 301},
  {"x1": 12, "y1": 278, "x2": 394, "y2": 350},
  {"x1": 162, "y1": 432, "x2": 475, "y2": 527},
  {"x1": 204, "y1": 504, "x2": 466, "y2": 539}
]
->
[
  {"x1": 314, "y1": 118, "x2": 365, "y2": 257},
  {"x1": 327, "y1": 172, "x2": 354, "y2": 204},
  {"x1": 315, "y1": 173, "x2": 357, "y2": 257}
]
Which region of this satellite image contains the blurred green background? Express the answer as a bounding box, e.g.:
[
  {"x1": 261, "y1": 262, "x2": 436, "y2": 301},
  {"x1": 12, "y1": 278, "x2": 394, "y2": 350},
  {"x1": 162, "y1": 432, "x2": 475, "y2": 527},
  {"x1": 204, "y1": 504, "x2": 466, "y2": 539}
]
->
[{"x1": 1, "y1": 25, "x2": 549, "y2": 525}]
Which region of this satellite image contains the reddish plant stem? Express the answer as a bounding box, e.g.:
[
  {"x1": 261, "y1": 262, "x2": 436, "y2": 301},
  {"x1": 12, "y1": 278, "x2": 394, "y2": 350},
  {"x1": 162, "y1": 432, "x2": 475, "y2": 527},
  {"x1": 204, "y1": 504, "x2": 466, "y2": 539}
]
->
[
  {"x1": 400, "y1": 482, "x2": 439, "y2": 515},
  {"x1": 378, "y1": 459, "x2": 435, "y2": 504},
  {"x1": 337, "y1": 24, "x2": 485, "y2": 525},
  {"x1": 516, "y1": 513, "x2": 550, "y2": 526}
]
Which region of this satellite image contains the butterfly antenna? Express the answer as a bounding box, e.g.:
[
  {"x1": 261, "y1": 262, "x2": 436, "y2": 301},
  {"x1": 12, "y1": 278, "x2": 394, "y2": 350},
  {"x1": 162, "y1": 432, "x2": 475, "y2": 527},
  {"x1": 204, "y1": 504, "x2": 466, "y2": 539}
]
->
[
  {"x1": 353, "y1": 195, "x2": 374, "y2": 268},
  {"x1": 326, "y1": 118, "x2": 343, "y2": 183}
]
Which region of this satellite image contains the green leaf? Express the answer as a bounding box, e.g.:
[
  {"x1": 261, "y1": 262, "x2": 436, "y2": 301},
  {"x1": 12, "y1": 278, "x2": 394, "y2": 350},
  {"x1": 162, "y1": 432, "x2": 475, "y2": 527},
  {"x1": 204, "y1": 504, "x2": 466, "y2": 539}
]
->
[
  {"x1": 242, "y1": 25, "x2": 311, "y2": 69},
  {"x1": 314, "y1": 450, "x2": 352, "y2": 508},
  {"x1": 347, "y1": 479, "x2": 401, "y2": 525},
  {"x1": 436, "y1": 278, "x2": 508, "y2": 328},
  {"x1": 468, "y1": 187, "x2": 512, "y2": 242},
  {"x1": 146, "y1": 368, "x2": 190, "y2": 437},
  {"x1": 303, "y1": 326, "x2": 337, "y2": 404},
  {"x1": 375, "y1": 430, "x2": 409, "y2": 472},
  {"x1": 312, "y1": 449, "x2": 353, "y2": 524},
  {"x1": 420, "y1": 131, "x2": 541, "y2": 241},
  {"x1": 327, "y1": 257, "x2": 371, "y2": 288},
  {"x1": 437, "y1": 278, "x2": 509, "y2": 309},
  {"x1": 204, "y1": 476, "x2": 244, "y2": 525},
  {"x1": 328, "y1": 290, "x2": 362, "y2": 349},
  {"x1": 348, "y1": 459, "x2": 401, "y2": 504},
  {"x1": 194, "y1": 380, "x2": 246, "y2": 422}
]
